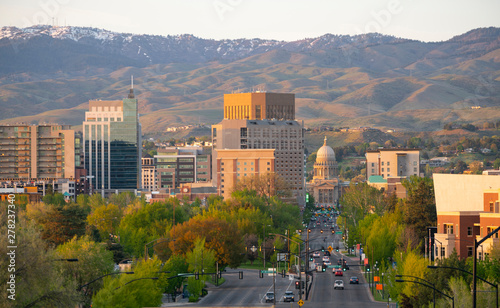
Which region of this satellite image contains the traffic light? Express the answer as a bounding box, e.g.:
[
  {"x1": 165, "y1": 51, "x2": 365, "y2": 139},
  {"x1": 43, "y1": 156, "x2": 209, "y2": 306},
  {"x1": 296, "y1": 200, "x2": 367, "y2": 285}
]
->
[
  {"x1": 308, "y1": 229, "x2": 311, "y2": 233},
  {"x1": 281, "y1": 270, "x2": 286, "y2": 278},
  {"x1": 259, "y1": 271, "x2": 264, "y2": 278},
  {"x1": 295, "y1": 281, "x2": 300, "y2": 289},
  {"x1": 322, "y1": 264, "x2": 326, "y2": 272},
  {"x1": 320, "y1": 229, "x2": 323, "y2": 234},
  {"x1": 331, "y1": 230, "x2": 334, "y2": 234},
  {"x1": 301, "y1": 281, "x2": 305, "y2": 288},
  {"x1": 239, "y1": 271, "x2": 243, "y2": 279},
  {"x1": 335, "y1": 246, "x2": 339, "y2": 252},
  {"x1": 366, "y1": 264, "x2": 370, "y2": 272}
]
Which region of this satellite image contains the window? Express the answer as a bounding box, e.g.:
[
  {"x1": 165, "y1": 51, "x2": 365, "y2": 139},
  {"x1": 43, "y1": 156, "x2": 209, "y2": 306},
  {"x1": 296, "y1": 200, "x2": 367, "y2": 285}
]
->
[
  {"x1": 371, "y1": 169, "x2": 375, "y2": 173},
  {"x1": 414, "y1": 167, "x2": 417, "y2": 172},
  {"x1": 382, "y1": 168, "x2": 384, "y2": 172},
  {"x1": 371, "y1": 163, "x2": 374, "y2": 167},
  {"x1": 445, "y1": 224, "x2": 453, "y2": 234},
  {"x1": 467, "y1": 227, "x2": 472, "y2": 236},
  {"x1": 387, "y1": 161, "x2": 390, "y2": 166},
  {"x1": 381, "y1": 162, "x2": 384, "y2": 166},
  {"x1": 467, "y1": 247, "x2": 473, "y2": 257},
  {"x1": 441, "y1": 247, "x2": 445, "y2": 257},
  {"x1": 490, "y1": 202, "x2": 494, "y2": 212},
  {"x1": 413, "y1": 161, "x2": 417, "y2": 166}
]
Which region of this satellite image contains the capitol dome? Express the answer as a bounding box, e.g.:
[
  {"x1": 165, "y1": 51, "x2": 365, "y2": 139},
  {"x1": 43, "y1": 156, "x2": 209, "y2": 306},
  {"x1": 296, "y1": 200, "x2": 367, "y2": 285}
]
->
[
  {"x1": 316, "y1": 136, "x2": 336, "y2": 163},
  {"x1": 313, "y1": 136, "x2": 338, "y2": 180}
]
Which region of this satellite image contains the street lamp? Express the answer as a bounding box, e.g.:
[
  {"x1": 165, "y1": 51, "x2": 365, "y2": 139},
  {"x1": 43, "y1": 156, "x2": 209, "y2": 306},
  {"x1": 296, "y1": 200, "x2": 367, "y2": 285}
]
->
[
  {"x1": 397, "y1": 274, "x2": 436, "y2": 308},
  {"x1": 428, "y1": 265, "x2": 498, "y2": 308},
  {"x1": 396, "y1": 279, "x2": 454, "y2": 308}
]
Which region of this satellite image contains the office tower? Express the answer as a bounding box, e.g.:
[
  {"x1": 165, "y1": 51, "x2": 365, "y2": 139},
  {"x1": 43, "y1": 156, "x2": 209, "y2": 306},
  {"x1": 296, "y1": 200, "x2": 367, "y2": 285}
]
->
[
  {"x1": 83, "y1": 86, "x2": 141, "y2": 194},
  {"x1": 212, "y1": 92, "x2": 305, "y2": 206},
  {"x1": 0, "y1": 124, "x2": 75, "y2": 180},
  {"x1": 155, "y1": 146, "x2": 211, "y2": 190}
]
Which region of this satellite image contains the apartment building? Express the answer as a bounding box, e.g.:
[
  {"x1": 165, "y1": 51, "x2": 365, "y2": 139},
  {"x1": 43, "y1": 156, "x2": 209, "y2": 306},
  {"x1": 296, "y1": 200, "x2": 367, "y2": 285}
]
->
[
  {"x1": 0, "y1": 124, "x2": 76, "y2": 181},
  {"x1": 366, "y1": 148, "x2": 421, "y2": 179}
]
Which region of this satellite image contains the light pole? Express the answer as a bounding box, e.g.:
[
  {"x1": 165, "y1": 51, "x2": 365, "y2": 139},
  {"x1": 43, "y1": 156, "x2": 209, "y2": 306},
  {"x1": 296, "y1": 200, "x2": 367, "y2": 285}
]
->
[
  {"x1": 397, "y1": 274, "x2": 436, "y2": 308},
  {"x1": 428, "y1": 265, "x2": 498, "y2": 308},
  {"x1": 396, "y1": 279, "x2": 454, "y2": 308}
]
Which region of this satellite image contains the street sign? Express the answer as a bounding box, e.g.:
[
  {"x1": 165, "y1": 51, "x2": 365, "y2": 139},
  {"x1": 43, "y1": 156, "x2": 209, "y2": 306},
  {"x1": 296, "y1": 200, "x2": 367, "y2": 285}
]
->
[
  {"x1": 335, "y1": 231, "x2": 342, "y2": 235},
  {"x1": 289, "y1": 274, "x2": 294, "y2": 281},
  {"x1": 298, "y1": 299, "x2": 304, "y2": 306}
]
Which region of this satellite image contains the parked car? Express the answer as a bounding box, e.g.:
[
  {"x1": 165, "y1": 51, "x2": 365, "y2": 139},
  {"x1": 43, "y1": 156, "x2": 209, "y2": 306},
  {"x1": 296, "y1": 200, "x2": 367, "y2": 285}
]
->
[
  {"x1": 350, "y1": 276, "x2": 359, "y2": 284},
  {"x1": 283, "y1": 290, "x2": 294, "y2": 302},
  {"x1": 264, "y1": 292, "x2": 275, "y2": 303},
  {"x1": 334, "y1": 280, "x2": 344, "y2": 290}
]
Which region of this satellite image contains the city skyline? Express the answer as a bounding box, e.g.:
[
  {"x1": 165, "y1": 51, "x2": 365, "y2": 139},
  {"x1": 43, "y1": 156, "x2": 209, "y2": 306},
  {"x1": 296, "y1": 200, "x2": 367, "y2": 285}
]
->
[{"x1": 0, "y1": 0, "x2": 499, "y2": 42}]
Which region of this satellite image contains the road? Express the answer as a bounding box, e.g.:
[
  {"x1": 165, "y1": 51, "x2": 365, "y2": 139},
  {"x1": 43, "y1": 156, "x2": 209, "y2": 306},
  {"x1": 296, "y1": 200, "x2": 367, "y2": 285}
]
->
[{"x1": 163, "y1": 217, "x2": 389, "y2": 307}]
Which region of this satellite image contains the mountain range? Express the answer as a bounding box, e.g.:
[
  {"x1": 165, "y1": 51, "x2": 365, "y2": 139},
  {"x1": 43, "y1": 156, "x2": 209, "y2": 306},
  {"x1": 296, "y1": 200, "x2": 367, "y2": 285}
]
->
[{"x1": 0, "y1": 25, "x2": 499, "y2": 135}]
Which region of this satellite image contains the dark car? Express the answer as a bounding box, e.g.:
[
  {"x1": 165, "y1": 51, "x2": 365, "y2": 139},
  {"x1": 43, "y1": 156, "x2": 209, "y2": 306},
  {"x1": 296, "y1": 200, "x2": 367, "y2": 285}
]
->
[{"x1": 350, "y1": 276, "x2": 359, "y2": 284}]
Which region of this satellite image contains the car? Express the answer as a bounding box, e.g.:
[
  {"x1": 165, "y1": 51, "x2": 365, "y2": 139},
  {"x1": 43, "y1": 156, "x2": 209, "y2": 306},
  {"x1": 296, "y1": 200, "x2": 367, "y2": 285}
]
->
[
  {"x1": 322, "y1": 256, "x2": 330, "y2": 262},
  {"x1": 323, "y1": 260, "x2": 331, "y2": 266},
  {"x1": 264, "y1": 292, "x2": 275, "y2": 303},
  {"x1": 313, "y1": 251, "x2": 320, "y2": 258},
  {"x1": 335, "y1": 270, "x2": 343, "y2": 276},
  {"x1": 283, "y1": 290, "x2": 294, "y2": 302},
  {"x1": 350, "y1": 276, "x2": 359, "y2": 284},
  {"x1": 334, "y1": 280, "x2": 344, "y2": 290},
  {"x1": 324, "y1": 251, "x2": 331, "y2": 256}
]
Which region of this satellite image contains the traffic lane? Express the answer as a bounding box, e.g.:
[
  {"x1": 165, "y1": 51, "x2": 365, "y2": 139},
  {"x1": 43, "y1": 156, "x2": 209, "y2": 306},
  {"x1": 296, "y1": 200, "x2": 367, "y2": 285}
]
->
[{"x1": 198, "y1": 269, "x2": 301, "y2": 307}]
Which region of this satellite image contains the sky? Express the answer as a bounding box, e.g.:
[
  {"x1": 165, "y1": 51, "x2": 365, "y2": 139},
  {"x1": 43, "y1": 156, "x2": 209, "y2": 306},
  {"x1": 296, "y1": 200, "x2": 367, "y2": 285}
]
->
[{"x1": 1, "y1": 0, "x2": 499, "y2": 42}]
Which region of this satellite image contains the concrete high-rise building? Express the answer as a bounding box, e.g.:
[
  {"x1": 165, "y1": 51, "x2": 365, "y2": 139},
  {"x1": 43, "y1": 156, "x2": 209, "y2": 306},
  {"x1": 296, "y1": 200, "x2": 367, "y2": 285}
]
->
[
  {"x1": 83, "y1": 87, "x2": 141, "y2": 195},
  {"x1": 212, "y1": 92, "x2": 305, "y2": 206},
  {"x1": 141, "y1": 154, "x2": 157, "y2": 191},
  {"x1": 0, "y1": 124, "x2": 75, "y2": 180}
]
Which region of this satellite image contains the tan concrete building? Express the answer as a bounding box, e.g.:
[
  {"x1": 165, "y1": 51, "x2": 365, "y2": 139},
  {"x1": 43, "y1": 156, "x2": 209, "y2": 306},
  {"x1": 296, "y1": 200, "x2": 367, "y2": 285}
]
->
[
  {"x1": 223, "y1": 92, "x2": 295, "y2": 120},
  {"x1": 213, "y1": 92, "x2": 305, "y2": 206},
  {"x1": 366, "y1": 148, "x2": 420, "y2": 179},
  {"x1": 433, "y1": 174, "x2": 500, "y2": 260},
  {"x1": 212, "y1": 118, "x2": 305, "y2": 205},
  {"x1": 0, "y1": 124, "x2": 75, "y2": 180},
  {"x1": 307, "y1": 137, "x2": 340, "y2": 206},
  {"x1": 215, "y1": 149, "x2": 275, "y2": 200}
]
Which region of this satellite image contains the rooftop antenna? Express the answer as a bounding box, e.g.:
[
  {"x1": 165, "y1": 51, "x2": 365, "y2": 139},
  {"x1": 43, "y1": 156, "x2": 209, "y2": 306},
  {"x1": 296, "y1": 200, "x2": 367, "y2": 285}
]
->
[{"x1": 128, "y1": 75, "x2": 135, "y2": 98}]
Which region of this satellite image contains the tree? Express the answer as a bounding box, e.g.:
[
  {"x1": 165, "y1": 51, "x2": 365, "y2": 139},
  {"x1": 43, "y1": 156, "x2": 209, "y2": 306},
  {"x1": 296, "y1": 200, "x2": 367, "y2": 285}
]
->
[
  {"x1": 469, "y1": 160, "x2": 484, "y2": 174},
  {"x1": 56, "y1": 236, "x2": 115, "y2": 306},
  {"x1": 162, "y1": 254, "x2": 189, "y2": 296},
  {"x1": 0, "y1": 211, "x2": 80, "y2": 307},
  {"x1": 87, "y1": 203, "x2": 122, "y2": 241},
  {"x1": 170, "y1": 216, "x2": 245, "y2": 268},
  {"x1": 186, "y1": 237, "x2": 216, "y2": 299},
  {"x1": 231, "y1": 172, "x2": 291, "y2": 200},
  {"x1": 92, "y1": 258, "x2": 164, "y2": 308},
  {"x1": 402, "y1": 176, "x2": 436, "y2": 251},
  {"x1": 27, "y1": 201, "x2": 88, "y2": 246}
]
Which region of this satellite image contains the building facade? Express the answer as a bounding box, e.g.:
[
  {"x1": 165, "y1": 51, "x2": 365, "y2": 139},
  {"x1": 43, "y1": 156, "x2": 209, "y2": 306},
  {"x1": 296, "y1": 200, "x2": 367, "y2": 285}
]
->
[
  {"x1": 433, "y1": 174, "x2": 500, "y2": 260},
  {"x1": 366, "y1": 148, "x2": 420, "y2": 179},
  {"x1": 155, "y1": 147, "x2": 211, "y2": 190},
  {"x1": 83, "y1": 88, "x2": 141, "y2": 194},
  {"x1": 215, "y1": 149, "x2": 275, "y2": 199},
  {"x1": 223, "y1": 92, "x2": 295, "y2": 120},
  {"x1": 212, "y1": 117, "x2": 305, "y2": 205},
  {"x1": 0, "y1": 124, "x2": 76, "y2": 181},
  {"x1": 307, "y1": 137, "x2": 340, "y2": 207},
  {"x1": 141, "y1": 155, "x2": 157, "y2": 191}
]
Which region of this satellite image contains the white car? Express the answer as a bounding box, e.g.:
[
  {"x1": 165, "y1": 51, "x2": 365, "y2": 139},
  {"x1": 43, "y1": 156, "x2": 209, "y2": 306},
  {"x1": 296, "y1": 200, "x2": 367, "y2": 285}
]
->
[
  {"x1": 283, "y1": 290, "x2": 294, "y2": 302},
  {"x1": 313, "y1": 252, "x2": 320, "y2": 258},
  {"x1": 322, "y1": 256, "x2": 330, "y2": 262},
  {"x1": 334, "y1": 280, "x2": 344, "y2": 290}
]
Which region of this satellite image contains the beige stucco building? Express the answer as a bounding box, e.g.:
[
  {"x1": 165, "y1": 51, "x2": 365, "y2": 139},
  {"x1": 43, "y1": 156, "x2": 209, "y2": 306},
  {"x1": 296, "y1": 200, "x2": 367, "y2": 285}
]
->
[
  {"x1": 433, "y1": 173, "x2": 500, "y2": 260},
  {"x1": 0, "y1": 124, "x2": 76, "y2": 180},
  {"x1": 307, "y1": 137, "x2": 340, "y2": 206},
  {"x1": 366, "y1": 148, "x2": 420, "y2": 179}
]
